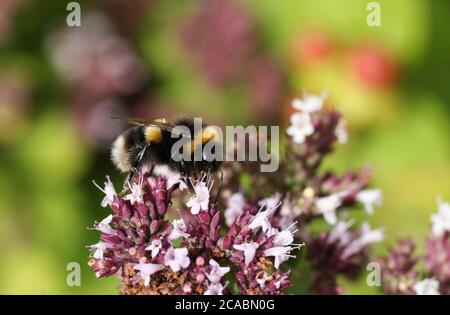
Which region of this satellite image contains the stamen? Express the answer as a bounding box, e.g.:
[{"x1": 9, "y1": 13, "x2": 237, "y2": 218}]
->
[{"x1": 92, "y1": 180, "x2": 106, "y2": 194}]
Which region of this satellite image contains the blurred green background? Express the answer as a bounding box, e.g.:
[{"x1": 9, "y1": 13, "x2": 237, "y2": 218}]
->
[{"x1": 0, "y1": 0, "x2": 449, "y2": 294}]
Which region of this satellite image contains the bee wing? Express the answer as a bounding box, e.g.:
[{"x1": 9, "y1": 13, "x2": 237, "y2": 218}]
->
[{"x1": 111, "y1": 117, "x2": 191, "y2": 138}]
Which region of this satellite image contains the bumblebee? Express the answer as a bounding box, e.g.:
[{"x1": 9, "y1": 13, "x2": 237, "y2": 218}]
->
[{"x1": 111, "y1": 117, "x2": 222, "y2": 181}]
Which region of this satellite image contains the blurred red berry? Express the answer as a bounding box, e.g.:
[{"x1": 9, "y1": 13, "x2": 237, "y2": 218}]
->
[
  {"x1": 349, "y1": 46, "x2": 398, "y2": 88},
  {"x1": 290, "y1": 31, "x2": 333, "y2": 66}
]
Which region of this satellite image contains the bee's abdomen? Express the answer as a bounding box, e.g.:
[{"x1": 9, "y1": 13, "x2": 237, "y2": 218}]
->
[
  {"x1": 111, "y1": 126, "x2": 147, "y2": 173},
  {"x1": 111, "y1": 134, "x2": 132, "y2": 173}
]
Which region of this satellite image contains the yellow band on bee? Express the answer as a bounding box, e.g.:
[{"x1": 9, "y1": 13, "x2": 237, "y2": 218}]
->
[
  {"x1": 145, "y1": 126, "x2": 163, "y2": 143},
  {"x1": 187, "y1": 126, "x2": 217, "y2": 153}
]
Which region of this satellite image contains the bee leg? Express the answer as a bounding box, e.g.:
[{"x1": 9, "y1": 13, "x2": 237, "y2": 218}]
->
[
  {"x1": 137, "y1": 145, "x2": 148, "y2": 163},
  {"x1": 127, "y1": 170, "x2": 136, "y2": 185},
  {"x1": 127, "y1": 145, "x2": 149, "y2": 181},
  {"x1": 120, "y1": 168, "x2": 136, "y2": 194}
]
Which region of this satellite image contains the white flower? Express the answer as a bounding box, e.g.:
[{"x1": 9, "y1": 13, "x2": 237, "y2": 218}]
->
[
  {"x1": 274, "y1": 230, "x2": 295, "y2": 247},
  {"x1": 258, "y1": 193, "x2": 281, "y2": 210},
  {"x1": 286, "y1": 112, "x2": 314, "y2": 144},
  {"x1": 233, "y1": 242, "x2": 260, "y2": 266},
  {"x1": 204, "y1": 282, "x2": 226, "y2": 295},
  {"x1": 224, "y1": 193, "x2": 245, "y2": 227},
  {"x1": 164, "y1": 247, "x2": 190, "y2": 272},
  {"x1": 93, "y1": 176, "x2": 117, "y2": 207},
  {"x1": 292, "y1": 92, "x2": 327, "y2": 113},
  {"x1": 270, "y1": 222, "x2": 298, "y2": 245},
  {"x1": 207, "y1": 259, "x2": 230, "y2": 283},
  {"x1": 341, "y1": 222, "x2": 384, "y2": 259},
  {"x1": 264, "y1": 246, "x2": 293, "y2": 269},
  {"x1": 274, "y1": 275, "x2": 288, "y2": 290},
  {"x1": 248, "y1": 204, "x2": 279, "y2": 233},
  {"x1": 315, "y1": 192, "x2": 345, "y2": 225},
  {"x1": 89, "y1": 241, "x2": 113, "y2": 260},
  {"x1": 95, "y1": 214, "x2": 115, "y2": 235},
  {"x1": 335, "y1": 118, "x2": 348, "y2": 144},
  {"x1": 264, "y1": 223, "x2": 304, "y2": 269},
  {"x1": 328, "y1": 220, "x2": 354, "y2": 245},
  {"x1": 256, "y1": 272, "x2": 271, "y2": 289},
  {"x1": 124, "y1": 176, "x2": 144, "y2": 205},
  {"x1": 168, "y1": 216, "x2": 190, "y2": 241},
  {"x1": 430, "y1": 197, "x2": 450, "y2": 237},
  {"x1": 186, "y1": 182, "x2": 210, "y2": 215},
  {"x1": 166, "y1": 173, "x2": 188, "y2": 191},
  {"x1": 279, "y1": 196, "x2": 293, "y2": 217},
  {"x1": 413, "y1": 278, "x2": 440, "y2": 295},
  {"x1": 145, "y1": 239, "x2": 162, "y2": 258},
  {"x1": 356, "y1": 189, "x2": 382, "y2": 215},
  {"x1": 278, "y1": 196, "x2": 295, "y2": 230},
  {"x1": 133, "y1": 263, "x2": 164, "y2": 286}
]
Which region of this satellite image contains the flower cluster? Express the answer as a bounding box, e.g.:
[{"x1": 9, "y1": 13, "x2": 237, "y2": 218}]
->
[
  {"x1": 379, "y1": 238, "x2": 419, "y2": 294},
  {"x1": 379, "y1": 198, "x2": 450, "y2": 295},
  {"x1": 90, "y1": 92, "x2": 437, "y2": 295},
  {"x1": 220, "y1": 92, "x2": 384, "y2": 294},
  {"x1": 89, "y1": 172, "x2": 302, "y2": 295},
  {"x1": 223, "y1": 93, "x2": 381, "y2": 224},
  {"x1": 307, "y1": 221, "x2": 383, "y2": 294}
]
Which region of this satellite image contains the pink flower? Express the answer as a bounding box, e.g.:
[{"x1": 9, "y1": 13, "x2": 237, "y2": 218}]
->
[
  {"x1": 164, "y1": 247, "x2": 190, "y2": 272},
  {"x1": 327, "y1": 220, "x2": 354, "y2": 245},
  {"x1": 133, "y1": 263, "x2": 165, "y2": 286},
  {"x1": 413, "y1": 278, "x2": 440, "y2": 295},
  {"x1": 264, "y1": 246, "x2": 294, "y2": 269},
  {"x1": 166, "y1": 173, "x2": 188, "y2": 191},
  {"x1": 257, "y1": 193, "x2": 281, "y2": 209},
  {"x1": 124, "y1": 176, "x2": 144, "y2": 205},
  {"x1": 256, "y1": 272, "x2": 271, "y2": 289},
  {"x1": 89, "y1": 241, "x2": 113, "y2": 260},
  {"x1": 204, "y1": 282, "x2": 226, "y2": 295},
  {"x1": 145, "y1": 239, "x2": 162, "y2": 258},
  {"x1": 169, "y1": 217, "x2": 190, "y2": 241},
  {"x1": 292, "y1": 92, "x2": 327, "y2": 113},
  {"x1": 207, "y1": 259, "x2": 230, "y2": 283},
  {"x1": 95, "y1": 214, "x2": 115, "y2": 235},
  {"x1": 187, "y1": 182, "x2": 210, "y2": 215},
  {"x1": 430, "y1": 198, "x2": 450, "y2": 237},
  {"x1": 264, "y1": 224, "x2": 304, "y2": 269},
  {"x1": 93, "y1": 176, "x2": 117, "y2": 207},
  {"x1": 341, "y1": 222, "x2": 384, "y2": 259},
  {"x1": 286, "y1": 112, "x2": 314, "y2": 144},
  {"x1": 356, "y1": 189, "x2": 382, "y2": 215},
  {"x1": 335, "y1": 118, "x2": 348, "y2": 144},
  {"x1": 248, "y1": 204, "x2": 278, "y2": 233},
  {"x1": 224, "y1": 193, "x2": 245, "y2": 227},
  {"x1": 233, "y1": 242, "x2": 259, "y2": 267},
  {"x1": 315, "y1": 191, "x2": 348, "y2": 225}
]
